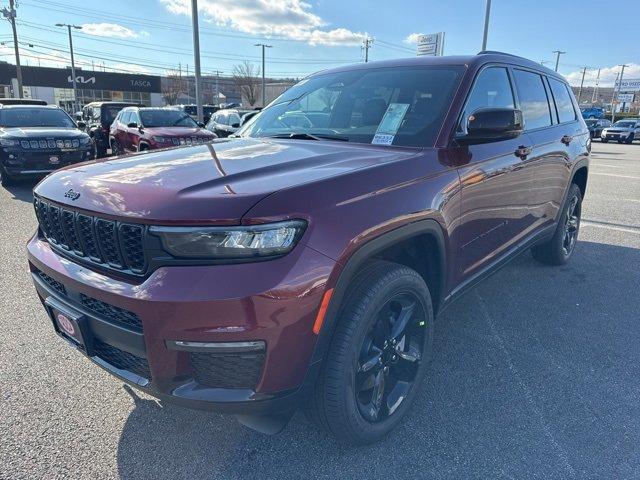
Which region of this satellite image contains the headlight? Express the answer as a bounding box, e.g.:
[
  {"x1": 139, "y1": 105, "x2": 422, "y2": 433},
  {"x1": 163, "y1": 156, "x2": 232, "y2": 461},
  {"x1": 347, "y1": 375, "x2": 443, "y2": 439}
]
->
[
  {"x1": 153, "y1": 136, "x2": 171, "y2": 143},
  {"x1": 150, "y1": 220, "x2": 306, "y2": 259},
  {"x1": 79, "y1": 136, "x2": 92, "y2": 146},
  {"x1": 0, "y1": 138, "x2": 19, "y2": 147}
]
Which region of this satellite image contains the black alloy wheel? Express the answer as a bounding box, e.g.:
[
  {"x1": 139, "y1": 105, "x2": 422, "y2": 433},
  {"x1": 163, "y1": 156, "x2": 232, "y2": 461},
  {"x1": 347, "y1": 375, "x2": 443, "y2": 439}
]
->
[
  {"x1": 562, "y1": 193, "x2": 580, "y2": 257},
  {"x1": 355, "y1": 293, "x2": 425, "y2": 422}
]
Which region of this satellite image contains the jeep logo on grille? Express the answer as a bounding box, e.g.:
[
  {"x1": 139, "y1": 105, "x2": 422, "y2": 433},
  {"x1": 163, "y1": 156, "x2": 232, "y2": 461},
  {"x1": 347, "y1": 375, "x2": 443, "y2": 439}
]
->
[{"x1": 64, "y1": 189, "x2": 81, "y2": 201}]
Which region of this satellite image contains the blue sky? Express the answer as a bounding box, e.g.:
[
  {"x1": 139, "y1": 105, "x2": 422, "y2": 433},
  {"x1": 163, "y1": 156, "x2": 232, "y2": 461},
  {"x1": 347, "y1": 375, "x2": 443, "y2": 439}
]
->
[{"x1": 1, "y1": 0, "x2": 638, "y2": 86}]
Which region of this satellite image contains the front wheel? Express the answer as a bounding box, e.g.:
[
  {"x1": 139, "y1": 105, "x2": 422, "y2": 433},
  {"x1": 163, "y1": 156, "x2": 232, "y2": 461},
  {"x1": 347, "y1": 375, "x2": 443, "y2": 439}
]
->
[
  {"x1": 110, "y1": 139, "x2": 123, "y2": 156},
  {"x1": 306, "y1": 261, "x2": 434, "y2": 444},
  {"x1": 531, "y1": 183, "x2": 582, "y2": 265},
  {"x1": 625, "y1": 134, "x2": 634, "y2": 144},
  {"x1": 0, "y1": 162, "x2": 16, "y2": 187},
  {"x1": 601, "y1": 138, "x2": 608, "y2": 143}
]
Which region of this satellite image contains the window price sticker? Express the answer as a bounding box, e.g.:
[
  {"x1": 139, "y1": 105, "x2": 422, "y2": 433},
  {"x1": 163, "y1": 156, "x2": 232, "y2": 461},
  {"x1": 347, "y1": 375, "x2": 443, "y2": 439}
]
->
[{"x1": 371, "y1": 103, "x2": 410, "y2": 145}]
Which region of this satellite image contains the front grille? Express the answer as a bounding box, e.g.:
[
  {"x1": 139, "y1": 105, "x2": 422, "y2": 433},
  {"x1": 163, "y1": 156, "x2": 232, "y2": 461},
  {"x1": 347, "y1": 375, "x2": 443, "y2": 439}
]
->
[
  {"x1": 191, "y1": 352, "x2": 265, "y2": 389},
  {"x1": 35, "y1": 269, "x2": 66, "y2": 296},
  {"x1": 19, "y1": 138, "x2": 81, "y2": 149},
  {"x1": 34, "y1": 197, "x2": 147, "y2": 275},
  {"x1": 80, "y1": 294, "x2": 142, "y2": 332},
  {"x1": 93, "y1": 339, "x2": 151, "y2": 379}
]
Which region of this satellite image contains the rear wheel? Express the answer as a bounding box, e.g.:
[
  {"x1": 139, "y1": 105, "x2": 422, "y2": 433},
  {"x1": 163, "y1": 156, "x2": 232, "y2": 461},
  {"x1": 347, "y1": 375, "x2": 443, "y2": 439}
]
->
[
  {"x1": 531, "y1": 183, "x2": 582, "y2": 265},
  {"x1": 307, "y1": 261, "x2": 434, "y2": 444}
]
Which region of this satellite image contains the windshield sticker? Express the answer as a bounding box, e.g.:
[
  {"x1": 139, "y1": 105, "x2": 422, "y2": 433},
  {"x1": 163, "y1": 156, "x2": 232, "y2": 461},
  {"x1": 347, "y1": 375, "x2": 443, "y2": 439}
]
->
[{"x1": 371, "y1": 103, "x2": 410, "y2": 145}]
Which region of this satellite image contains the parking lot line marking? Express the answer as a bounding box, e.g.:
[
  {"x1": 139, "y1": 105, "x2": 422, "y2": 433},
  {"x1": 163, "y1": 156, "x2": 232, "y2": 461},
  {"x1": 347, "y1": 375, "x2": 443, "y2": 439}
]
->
[
  {"x1": 590, "y1": 164, "x2": 629, "y2": 169},
  {"x1": 582, "y1": 220, "x2": 640, "y2": 235},
  {"x1": 590, "y1": 173, "x2": 640, "y2": 180}
]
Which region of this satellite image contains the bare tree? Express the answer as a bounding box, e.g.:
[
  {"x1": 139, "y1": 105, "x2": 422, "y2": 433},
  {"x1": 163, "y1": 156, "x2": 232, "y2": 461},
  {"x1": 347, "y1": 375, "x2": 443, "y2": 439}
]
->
[
  {"x1": 233, "y1": 61, "x2": 260, "y2": 107},
  {"x1": 161, "y1": 68, "x2": 187, "y2": 105}
]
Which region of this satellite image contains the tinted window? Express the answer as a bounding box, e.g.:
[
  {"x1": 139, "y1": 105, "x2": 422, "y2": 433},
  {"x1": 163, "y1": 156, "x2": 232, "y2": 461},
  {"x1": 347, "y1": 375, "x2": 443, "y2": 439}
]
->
[
  {"x1": 240, "y1": 66, "x2": 464, "y2": 147},
  {"x1": 0, "y1": 107, "x2": 76, "y2": 128},
  {"x1": 228, "y1": 113, "x2": 241, "y2": 126},
  {"x1": 103, "y1": 106, "x2": 123, "y2": 124},
  {"x1": 513, "y1": 70, "x2": 552, "y2": 130},
  {"x1": 139, "y1": 109, "x2": 198, "y2": 127},
  {"x1": 461, "y1": 67, "x2": 514, "y2": 132},
  {"x1": 548, "y1": 78, "x2": 576, "y2": 123}
]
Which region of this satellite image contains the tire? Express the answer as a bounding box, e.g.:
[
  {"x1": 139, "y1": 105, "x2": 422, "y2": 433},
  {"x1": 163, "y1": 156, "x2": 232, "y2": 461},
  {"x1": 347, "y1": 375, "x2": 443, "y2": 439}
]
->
[
  {"x1": 94, "y1": 141, "x2": 107, "y2": 159},
  {"x1": 531, "y1": 183, "x2": 582, "y2": 266},
  {"x1": 306, "y1": 261, "x2": 434, "y2": 445},
  {"x1": 111, "y1": 139, "x2": 123, "y2": 156},
  {"x1": 601, "y1": 138, "x2": 608, "y2": 143},
  {"x1": 625, "y1": 133, "x2": 634, "y2": 144}
]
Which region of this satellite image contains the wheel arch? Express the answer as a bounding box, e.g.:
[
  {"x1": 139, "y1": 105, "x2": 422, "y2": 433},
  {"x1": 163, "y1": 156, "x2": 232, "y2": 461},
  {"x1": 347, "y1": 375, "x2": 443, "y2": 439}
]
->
[{"x1": 571, "y1": 163, "x2": 588, "y2": 198}]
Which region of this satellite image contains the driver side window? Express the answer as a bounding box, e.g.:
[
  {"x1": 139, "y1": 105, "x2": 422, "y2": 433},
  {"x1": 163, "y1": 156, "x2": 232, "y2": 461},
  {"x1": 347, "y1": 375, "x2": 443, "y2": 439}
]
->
[{"x1": 460, "y1": 67, "x2": 515, "y2": 133}]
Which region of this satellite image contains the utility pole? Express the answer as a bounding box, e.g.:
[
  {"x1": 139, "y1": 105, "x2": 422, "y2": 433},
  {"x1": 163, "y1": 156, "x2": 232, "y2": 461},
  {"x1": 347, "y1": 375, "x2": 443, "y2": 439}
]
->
[
  {"x1": 612, "y1": 64, "x2": 629, "y2": 122},
  {"x1": 56, "y1": 23, "x2": 82, "y2": 113},
  {"x1": 362, "y1": 37, "x2": 374, "y2": 63},
  {"x1": 577, "y1": 66, "x2": 588, "y2": 104},
  {"x1": 591, "y1": 68, "x2": 601, "y2": 104},
  {"x1": 481, "y1": 0, "x2": 491, "y2": 51},
  {"x1": 553, "y1": 50, "x2": 565, "y2": 72},
  {"x1": 2, "y1": 0, "x2": 23, "y2": 98},
  {"x1": 190, "y1": 0, "x2": 203, "y2": 123},
  {"x1": 255, "y1": 43, "x2": 272, "y2": 107}
]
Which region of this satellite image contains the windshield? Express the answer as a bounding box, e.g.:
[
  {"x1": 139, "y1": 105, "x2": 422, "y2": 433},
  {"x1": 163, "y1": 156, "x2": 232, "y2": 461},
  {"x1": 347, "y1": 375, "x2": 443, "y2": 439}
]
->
[
  {"x1": 0, "y1": 107, "x2": 76, "y2": 128},
  {"x1": 140, "y1": 110, "x2": 199, "y2": 128},
  {"x1": 237, "y1": 66, "x2": 464, "y2": 147},
  {"x1": 613, "y1": 121, "x2": 636, "y2": 128},
  {"x1": 103, "y1": 106, "x2": 125, "y2": 124}
]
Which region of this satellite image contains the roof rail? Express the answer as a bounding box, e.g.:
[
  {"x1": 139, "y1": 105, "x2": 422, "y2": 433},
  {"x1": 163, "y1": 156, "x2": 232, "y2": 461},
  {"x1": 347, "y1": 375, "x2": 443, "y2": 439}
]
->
[{"x1": 477, "y1": 50, "x2": 531, "y2": 60}]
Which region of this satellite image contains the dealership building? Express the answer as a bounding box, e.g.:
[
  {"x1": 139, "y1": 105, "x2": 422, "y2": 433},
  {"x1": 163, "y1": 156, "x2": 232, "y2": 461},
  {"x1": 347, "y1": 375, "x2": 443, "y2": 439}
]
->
[{"x1": 0, "y1": 63, "x2": 164, "y2": 109}]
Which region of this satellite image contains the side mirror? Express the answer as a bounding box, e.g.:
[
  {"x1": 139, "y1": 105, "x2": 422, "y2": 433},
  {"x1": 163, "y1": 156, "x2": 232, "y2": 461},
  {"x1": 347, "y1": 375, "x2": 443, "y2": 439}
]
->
[
  {"x1": 76, "y1": 121, "x2": 86, "y2": 129},
  {"x1": 127, "y1": 122, "x2": 138, "y2": 128},
  {"x1": 197, "y1": 122, "x2": 205, "y2": 128},
  {"x1": 459, "y1": 107, "x2": 524, "y2": 144}
]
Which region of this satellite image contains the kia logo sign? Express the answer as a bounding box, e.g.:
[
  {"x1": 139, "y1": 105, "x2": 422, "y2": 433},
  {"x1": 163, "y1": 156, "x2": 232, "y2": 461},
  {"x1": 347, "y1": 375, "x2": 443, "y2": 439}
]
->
[
  {"x1": 57, "y1": 313, "x2": 75, "y2": 336},
  {"x1": 67, "y1": 75, "x2": 96, "y2": 84}
]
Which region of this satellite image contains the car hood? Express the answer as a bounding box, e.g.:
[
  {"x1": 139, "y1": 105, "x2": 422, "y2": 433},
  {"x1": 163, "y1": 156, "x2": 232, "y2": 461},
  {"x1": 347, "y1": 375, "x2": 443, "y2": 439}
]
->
[
  {"x1": 604, "y1": 126, "x2": 634, "y2": 132},
  {"x1": 141, "y1": 126, "x2": 213, "y2": 136},
  {"x1": 0, "y1": 127, "x2": 87, "y2": 138},
  {"x1": 34, "y1": 137, "x2": 420, "y2": 223}
]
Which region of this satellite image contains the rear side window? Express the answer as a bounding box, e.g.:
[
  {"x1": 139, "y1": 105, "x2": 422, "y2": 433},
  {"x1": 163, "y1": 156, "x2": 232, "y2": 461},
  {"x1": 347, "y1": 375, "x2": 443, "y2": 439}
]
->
[
  {"x1": 548, "y1": 78, "x2": 577, "y2": 123},
  {"x1": 461, "y1": 67, "x2": 514, "y2": 132},
  {"x1": 513, "y1": 70, "x2": 552, "y2": 130}
]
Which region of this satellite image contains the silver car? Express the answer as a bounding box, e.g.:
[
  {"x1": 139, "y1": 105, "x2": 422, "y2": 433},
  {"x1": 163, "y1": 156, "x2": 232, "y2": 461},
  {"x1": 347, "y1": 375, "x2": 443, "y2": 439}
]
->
[{"x1": 601, "y1": 119, "x2": 640, "y2": 144}]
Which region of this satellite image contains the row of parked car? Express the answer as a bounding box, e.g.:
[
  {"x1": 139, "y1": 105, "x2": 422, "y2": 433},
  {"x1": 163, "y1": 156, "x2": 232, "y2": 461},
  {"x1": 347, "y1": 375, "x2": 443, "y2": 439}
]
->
[
  {"x1": 0, "y1": 98, "x2": 262, "y2": 186},
  {"x1": 585, "y1": 117, "x2": 640, "y2": 143}
]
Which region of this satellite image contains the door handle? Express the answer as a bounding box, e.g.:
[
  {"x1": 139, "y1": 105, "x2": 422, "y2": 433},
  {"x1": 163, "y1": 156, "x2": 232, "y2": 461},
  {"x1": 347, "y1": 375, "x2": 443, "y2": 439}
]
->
[
  {"x1": 514, "y1": 145, "x2": 532, "y2": 159},
  {"x1": 561, "y1": 134, "x2": 572, "y2": 145}
]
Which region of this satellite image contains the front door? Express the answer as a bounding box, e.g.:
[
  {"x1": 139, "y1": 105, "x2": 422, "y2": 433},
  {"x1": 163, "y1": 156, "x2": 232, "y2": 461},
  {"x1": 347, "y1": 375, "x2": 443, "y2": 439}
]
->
[{"x1": 454, "y1": 66, "x2": 535, "y2": 281}]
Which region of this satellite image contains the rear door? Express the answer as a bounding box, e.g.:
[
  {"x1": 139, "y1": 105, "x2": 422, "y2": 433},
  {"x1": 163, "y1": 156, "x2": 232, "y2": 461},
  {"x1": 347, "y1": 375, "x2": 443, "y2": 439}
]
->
[
  {"x1": 525, "y1": 74, "x2": 582, "y2": 230},
  {"x1": 455, "y1": 66, "x2": 535, "y2": 280}
]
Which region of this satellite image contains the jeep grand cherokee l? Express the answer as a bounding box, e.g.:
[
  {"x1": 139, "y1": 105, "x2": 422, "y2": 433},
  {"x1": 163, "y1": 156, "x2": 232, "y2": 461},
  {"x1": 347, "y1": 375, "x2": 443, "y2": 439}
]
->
[
  {"x1": 0, "y1": 105, "x2": 93, "y2": 187},
  {"x1": 28, "y1": 52, "x2": 589, "y2": 444}
]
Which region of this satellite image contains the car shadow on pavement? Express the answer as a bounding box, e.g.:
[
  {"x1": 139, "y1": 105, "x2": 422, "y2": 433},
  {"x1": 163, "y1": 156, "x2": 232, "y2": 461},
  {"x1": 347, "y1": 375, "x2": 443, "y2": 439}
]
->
[
  {"x1": 116, "y1": 239, "x2": 640, "y2": 480},
  {"x1": 2, "y1": 180, "x2": 38, "y2": 203}
]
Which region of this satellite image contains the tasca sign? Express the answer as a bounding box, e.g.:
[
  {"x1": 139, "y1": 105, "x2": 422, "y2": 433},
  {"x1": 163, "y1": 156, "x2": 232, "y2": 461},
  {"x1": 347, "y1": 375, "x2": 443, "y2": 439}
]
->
[
  {"x1": 614, "y1": 78, "x2": 640, "y2": 92},
  {"x1": 417, "y1": 32, "x2": 444, "y2": 57},
  {"x1": 0, "y1": 64, "x2": 161, "y2": 93}
]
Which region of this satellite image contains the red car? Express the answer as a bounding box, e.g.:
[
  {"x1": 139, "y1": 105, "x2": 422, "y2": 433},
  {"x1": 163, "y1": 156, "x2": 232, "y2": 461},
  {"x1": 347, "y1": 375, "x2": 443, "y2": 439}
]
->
[
  {"x1": 29, "y1": 52, "x2": 589, "y2": 444},
  {"x1": 109, "y1": 107, "x2": 216, "y2": 154}
]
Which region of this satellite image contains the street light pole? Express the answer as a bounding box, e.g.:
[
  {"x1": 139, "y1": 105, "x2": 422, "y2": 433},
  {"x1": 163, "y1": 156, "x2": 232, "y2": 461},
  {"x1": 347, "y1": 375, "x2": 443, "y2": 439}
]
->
[
  {"x1": 577, "y1": 66, "x2": 588, "y2": 104},
  {"x1": 2, "y1": 0, "x2": 23, "y2": 98},
  {"x1": 254, "y1": 43, "x2": 272, "y2": 107},
  {"x1": 56, "y1": 23, "x2": 82, "y2": 113},
  {"x1": 481, "y1": 0, "x2": 491, "y2": 51},
  {"x1": 190, "y1": 0, "x2": 203, "y2": 123},
  {"x1": 553, "y1": 50, "x2": 565, "y2": 72}
]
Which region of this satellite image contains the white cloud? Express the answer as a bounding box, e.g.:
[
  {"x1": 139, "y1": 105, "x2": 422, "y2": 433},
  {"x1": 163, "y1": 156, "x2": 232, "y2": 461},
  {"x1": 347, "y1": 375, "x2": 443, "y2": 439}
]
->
[
  {"x1": 404, "y1": 33, "x2": 424, "y2": 45},
  {"x1": 564, "y1": 64, "x2": 640, "y2": 87},
  {"x1": 160, "y1": 0, "x2": 366, "y2": 46},
  {"x1": 81, "y1": 23, "x2": 149, "y2": 39}
]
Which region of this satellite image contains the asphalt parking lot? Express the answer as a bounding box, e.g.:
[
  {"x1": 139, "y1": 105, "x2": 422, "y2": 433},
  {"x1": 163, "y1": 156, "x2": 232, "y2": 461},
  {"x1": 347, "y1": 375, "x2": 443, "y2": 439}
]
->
[{"x1": 1, "y1": 141, "x2": 639, "y2": 480}]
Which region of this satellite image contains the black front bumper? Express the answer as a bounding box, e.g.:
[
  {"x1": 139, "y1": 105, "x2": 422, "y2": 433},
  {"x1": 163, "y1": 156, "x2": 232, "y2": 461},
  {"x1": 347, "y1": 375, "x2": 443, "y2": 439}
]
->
[
  {"x1": 2, "y1": 147, "x2": 93, "y2": 177},
  {"x1": 30, "y1": 265, "x2": 304, "y2": 417}
]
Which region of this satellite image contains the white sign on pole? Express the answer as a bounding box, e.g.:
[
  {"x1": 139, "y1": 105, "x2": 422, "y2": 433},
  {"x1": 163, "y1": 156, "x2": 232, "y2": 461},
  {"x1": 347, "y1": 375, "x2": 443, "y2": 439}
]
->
[
  {"x1": 417, "y1": 32, "x2": 444, "y2": 57},
  {"x1": 617, "y1": 92, "x2": 635, "y2": 103},
  {"x1": 614, "y1": 78, "x2": 640, "y2": 92}
]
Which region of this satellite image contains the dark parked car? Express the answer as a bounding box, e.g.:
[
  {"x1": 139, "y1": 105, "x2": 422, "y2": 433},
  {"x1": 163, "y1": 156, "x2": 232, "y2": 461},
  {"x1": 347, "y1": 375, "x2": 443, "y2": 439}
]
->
[
  {"x1": 0, "y1": 105, "x2": 92, "y2": 186},
  {"x1": 175, "y1": 104, "x2": 220, "y2": 124},
  {"x1": 82, "y1": 101, "x2": 139, "y2": 158},
  {"x1": 585, "y1": 118, "x2": 611, "y2": 138},
  {"x1": 109, "y1": 106, "x2": 216, "y2": 154},
  {"x1": 28, "y1": 52, "x2": 589, "y2": 444},
  {"x1": 0, "y1": 98, "x2": 47, "y2": 105},
  {"x1": 205, "y1": 108, "x2": 258, "y2": 137}
]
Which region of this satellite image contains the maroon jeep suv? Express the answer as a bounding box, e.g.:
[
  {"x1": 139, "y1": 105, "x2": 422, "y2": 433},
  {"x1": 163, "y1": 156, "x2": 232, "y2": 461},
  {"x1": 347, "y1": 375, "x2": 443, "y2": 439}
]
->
[
  {"x1": 28, "y1": 52, "x2": 589, "y2": 444},
  {"x1": 109, "y1": 106, "x2": 216, "y2": 154}
]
